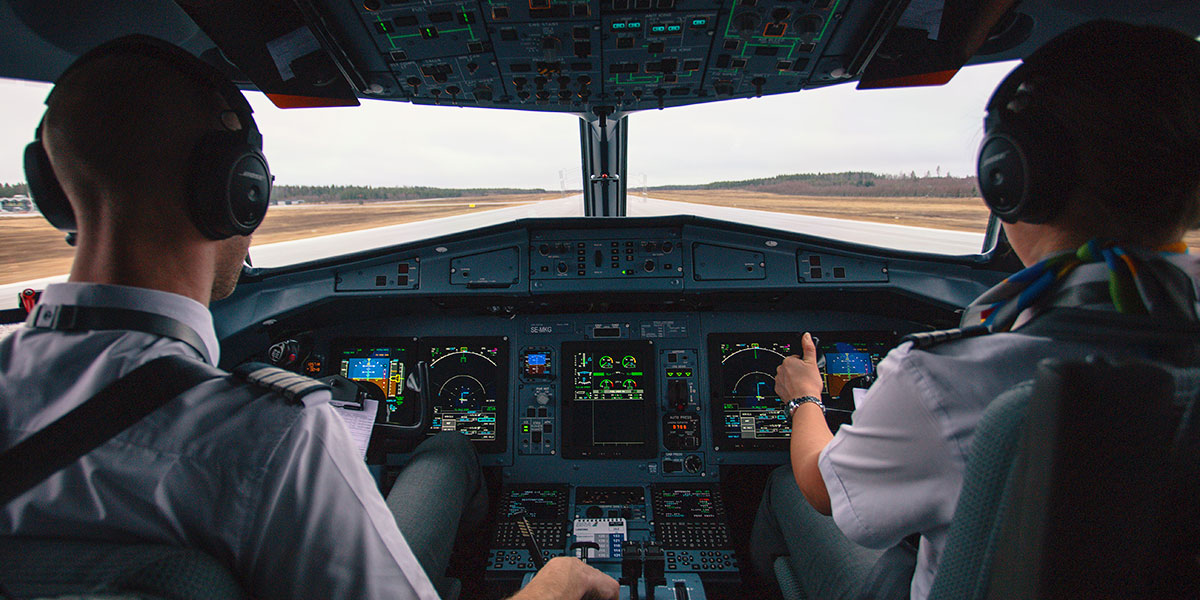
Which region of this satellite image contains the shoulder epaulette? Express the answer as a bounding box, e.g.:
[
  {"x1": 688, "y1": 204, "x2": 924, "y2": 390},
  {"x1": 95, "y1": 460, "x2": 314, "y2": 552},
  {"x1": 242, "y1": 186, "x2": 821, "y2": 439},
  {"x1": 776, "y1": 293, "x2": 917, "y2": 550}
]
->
[
  {"x1": 900, "y1": 325, "x2": 991, "y2": 350},
  {"x1": 233, "y1": 362, "x2": 329, "y2": 405}
]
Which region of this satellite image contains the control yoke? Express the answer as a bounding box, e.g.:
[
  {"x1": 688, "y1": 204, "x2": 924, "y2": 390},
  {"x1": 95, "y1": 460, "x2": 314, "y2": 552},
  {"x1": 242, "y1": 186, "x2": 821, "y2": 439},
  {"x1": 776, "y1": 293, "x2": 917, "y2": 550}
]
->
[{"x1": 399, "y1": 360, "x2": 431, "y2": 436}]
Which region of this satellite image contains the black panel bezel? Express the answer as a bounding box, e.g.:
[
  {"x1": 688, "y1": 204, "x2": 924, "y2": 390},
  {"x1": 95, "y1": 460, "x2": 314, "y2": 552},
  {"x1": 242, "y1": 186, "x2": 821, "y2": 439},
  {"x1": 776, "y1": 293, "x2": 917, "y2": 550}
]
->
[
  {"x1": 708, "y1": 331, "x2": 896, "y2": 451},
  {"x1": 420, "y1": 336, "x2": 510, "y2": 454},
  {"x1": 561, "y1": 339, "x2": 658, "y2": 459},
  {"x1": 328, "y1": 337, "x2": 419, "y2": 428}
]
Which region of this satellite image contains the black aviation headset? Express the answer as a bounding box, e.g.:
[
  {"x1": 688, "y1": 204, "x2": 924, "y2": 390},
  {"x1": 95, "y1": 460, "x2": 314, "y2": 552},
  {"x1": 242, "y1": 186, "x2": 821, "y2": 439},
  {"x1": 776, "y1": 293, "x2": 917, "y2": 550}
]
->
[
  {"x1": 23, "y1": 34, "x2": 272, "y2": 243},
  {"x1": 976, "y1": 58, "x2": 1075, "y2": 225}
]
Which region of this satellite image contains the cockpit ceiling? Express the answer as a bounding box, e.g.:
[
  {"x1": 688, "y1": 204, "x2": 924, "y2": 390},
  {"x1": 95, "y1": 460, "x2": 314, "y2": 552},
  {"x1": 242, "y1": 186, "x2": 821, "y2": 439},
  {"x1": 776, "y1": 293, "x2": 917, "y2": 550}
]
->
[{"x1": 1, "y1": 0, "x2": 1198, "y2": 114}]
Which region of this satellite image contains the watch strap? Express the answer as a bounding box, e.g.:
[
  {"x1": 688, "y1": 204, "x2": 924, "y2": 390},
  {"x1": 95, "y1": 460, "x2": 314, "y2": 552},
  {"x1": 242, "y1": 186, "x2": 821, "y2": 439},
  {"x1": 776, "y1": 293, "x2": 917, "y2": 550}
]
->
[{"x1": 787, "y1": 395, "x2": 825, "y2": 418}]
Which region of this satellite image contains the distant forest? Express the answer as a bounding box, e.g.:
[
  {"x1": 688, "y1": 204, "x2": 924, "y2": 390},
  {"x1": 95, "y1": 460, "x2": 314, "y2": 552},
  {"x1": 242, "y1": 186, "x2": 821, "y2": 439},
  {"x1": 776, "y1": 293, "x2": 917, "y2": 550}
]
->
[
  {"x1": 273, "y1": 185, "x2": 546, "y2": 203},
  {"x1": 0, "y1": 183, "x2": 545, "y2": 203},
  {"x1": 654, "y1": 171, "x2": 980, "y2": 198},
  {"x1": 0, "y1": 183, "x2": 28, "y2": 197},
  {"x1": 3, "y1": 172, "x2": 979, "y2": 204}
]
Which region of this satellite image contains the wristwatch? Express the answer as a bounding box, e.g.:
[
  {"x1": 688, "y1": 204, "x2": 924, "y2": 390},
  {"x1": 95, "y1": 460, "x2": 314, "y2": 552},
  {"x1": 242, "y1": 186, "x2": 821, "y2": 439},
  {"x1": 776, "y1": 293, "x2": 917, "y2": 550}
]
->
[{"x1": 786, "y1": 395, "x2": 825, "y2": 418}]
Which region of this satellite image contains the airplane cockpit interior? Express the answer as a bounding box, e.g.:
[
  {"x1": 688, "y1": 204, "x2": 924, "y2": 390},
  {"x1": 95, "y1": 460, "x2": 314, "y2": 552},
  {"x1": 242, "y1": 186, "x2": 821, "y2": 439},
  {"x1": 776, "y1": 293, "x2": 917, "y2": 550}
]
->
[{"x1": 2, "y1": 1, "x2": 1199, "y2": 598}]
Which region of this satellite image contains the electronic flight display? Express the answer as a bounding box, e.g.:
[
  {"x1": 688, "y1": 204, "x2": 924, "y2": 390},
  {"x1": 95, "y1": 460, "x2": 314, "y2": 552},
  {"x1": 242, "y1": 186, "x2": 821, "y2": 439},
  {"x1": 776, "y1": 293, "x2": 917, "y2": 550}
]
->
[
  {"x1": 424, "y1": 337, "x2": 508, "y2": 453},
  {"x1": 561, "y1": 340, "x2": 657, "y2": 459},
  {"x1": 708, "y1": 332, "x2": 893, "y2": 451},
  {"x1": 332, "y1": 340, "x2": 415, "y2": 425}
]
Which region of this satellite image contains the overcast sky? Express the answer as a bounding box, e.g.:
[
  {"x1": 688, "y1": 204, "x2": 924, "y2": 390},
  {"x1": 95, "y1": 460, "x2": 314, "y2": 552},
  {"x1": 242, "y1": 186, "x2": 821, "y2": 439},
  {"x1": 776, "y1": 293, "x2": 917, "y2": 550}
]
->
[{"x1": 0, "y1": 60, "x2": 1016, "y2": 191}]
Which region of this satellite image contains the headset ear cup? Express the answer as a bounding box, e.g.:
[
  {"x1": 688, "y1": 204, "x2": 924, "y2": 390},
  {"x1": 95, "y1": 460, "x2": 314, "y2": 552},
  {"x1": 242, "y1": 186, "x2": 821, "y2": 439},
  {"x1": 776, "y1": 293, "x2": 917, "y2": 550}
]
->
[
  {"x1": 189, "y1": 132, "x2": 271, "y2": 239},
  {"x1": 23, "y1": 140, "x2": 77, "y2": 233},
  {"x1": 978, "y1": 111, "x2": 1072, "y2": 225}
]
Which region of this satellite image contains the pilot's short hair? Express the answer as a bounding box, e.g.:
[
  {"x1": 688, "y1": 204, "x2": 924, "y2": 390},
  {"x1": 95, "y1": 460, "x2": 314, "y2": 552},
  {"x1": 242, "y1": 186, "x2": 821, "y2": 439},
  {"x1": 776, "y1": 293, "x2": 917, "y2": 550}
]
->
[{"x1": 1022, "y1": 20, "x2": 1200, "y2": 242}]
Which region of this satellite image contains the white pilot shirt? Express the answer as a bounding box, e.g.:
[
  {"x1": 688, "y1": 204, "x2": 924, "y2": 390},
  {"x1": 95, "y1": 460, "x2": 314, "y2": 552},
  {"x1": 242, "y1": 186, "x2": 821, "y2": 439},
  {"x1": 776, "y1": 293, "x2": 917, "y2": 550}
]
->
[
  {"x1": 818, "y1": 255, "x2": 1200, "y2": 600},
  {"x1": 0, "y1": 283, "x2": 439, "y2": 600}
]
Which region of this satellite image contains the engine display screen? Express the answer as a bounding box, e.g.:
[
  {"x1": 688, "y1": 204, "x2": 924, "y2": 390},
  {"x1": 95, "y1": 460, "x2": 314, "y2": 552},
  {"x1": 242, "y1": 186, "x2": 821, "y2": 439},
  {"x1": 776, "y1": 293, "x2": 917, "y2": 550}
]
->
[
  {"x1": 424, "y1": 337, "x2": 508, "y2": 453},
  {"x1": 332, "y1": 340, "x2": 414, "y2": 425},
  {"x1": 561, "y1": 340, "x2": 657, "y2": 459},
  {"x1": 708, "y1": 332, "x2": 893, "y2": 450}
]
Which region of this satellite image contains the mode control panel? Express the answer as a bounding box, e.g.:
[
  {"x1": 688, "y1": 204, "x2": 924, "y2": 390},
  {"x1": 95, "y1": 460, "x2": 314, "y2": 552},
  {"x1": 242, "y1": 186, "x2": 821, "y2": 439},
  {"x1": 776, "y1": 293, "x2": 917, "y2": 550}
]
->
[{"x1": 531, "y1": 238, "x2": 683, "y2": 279}]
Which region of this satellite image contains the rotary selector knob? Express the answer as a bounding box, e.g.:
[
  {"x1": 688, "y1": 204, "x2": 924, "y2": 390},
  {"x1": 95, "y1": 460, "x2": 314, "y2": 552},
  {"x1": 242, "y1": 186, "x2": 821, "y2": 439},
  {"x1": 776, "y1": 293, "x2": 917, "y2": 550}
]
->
[{"x1": 683, "y1": 454, "x2": 703, "y2": 474}]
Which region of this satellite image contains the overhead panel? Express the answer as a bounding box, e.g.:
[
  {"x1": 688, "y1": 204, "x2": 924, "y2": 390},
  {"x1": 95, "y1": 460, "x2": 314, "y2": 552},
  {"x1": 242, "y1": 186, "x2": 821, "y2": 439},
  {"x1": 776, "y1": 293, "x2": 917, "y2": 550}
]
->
[{"x1": 351, "y1": 0, "x2": 857, "y2": 113}]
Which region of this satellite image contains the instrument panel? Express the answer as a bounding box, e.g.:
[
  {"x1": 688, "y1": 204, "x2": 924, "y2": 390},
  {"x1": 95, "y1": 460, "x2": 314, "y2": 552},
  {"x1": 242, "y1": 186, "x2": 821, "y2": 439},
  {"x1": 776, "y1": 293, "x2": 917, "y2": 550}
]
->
[
  {"x1": 229, "y1": 217, "x2": 1004, "y2": 594},
  {"x1": 306, "y1": 314, "x2": 900, "y2": 475},
  {"x1": 236, "y1": 219, "x2": 1002, "y2": 475}
]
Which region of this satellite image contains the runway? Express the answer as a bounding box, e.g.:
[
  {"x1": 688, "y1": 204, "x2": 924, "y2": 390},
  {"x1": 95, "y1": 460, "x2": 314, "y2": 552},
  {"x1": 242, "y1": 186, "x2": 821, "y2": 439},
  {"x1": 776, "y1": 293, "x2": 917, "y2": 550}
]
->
[{"x1": 0, "y1": 196, "x2": 985, "y2": 309}]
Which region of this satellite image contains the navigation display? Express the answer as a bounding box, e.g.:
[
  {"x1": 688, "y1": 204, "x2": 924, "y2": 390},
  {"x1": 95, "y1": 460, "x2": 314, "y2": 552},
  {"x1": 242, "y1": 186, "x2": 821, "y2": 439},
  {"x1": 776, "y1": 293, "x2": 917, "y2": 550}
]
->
[
  {"x1": 708, "y1": 332, "x2": 893, "y2": 450},
  {"x1": 332, "y1": 340, "x2": 415, "y2": 425},
  {"x1": 561, "y1": 340, "x2": 657, "y2": 459},
  {"x1": 423, "y1": 337, "x2": 508, "y2": 453}
]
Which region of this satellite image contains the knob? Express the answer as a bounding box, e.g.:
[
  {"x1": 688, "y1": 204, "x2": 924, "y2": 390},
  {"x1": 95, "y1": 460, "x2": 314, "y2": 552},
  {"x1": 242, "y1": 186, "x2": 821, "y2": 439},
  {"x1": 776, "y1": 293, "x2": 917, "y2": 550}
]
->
[
  {"x1": 683, "y1": 454, "x2": 702, "y2": 474},
  {"x1": 474, "y1": 86, "x2": 493, "y2": 101},
  {"x1": 556, "y1": 261, "x2": 567, "y2": 274},
  {"x1": 586, "y1": 505, "x2": 603, "y2": 518},
  {"x1": 643, "y1": 259, "x2": 656, "y2": 272},
  {"x1": 733, "y1": 11, "x2": 761, "y2": 34},
  {"x1": 535, "y1": 392, "x2": 551, "y2": 405},
  {"x1": 796, "y1": 14, "x2": 823, "y2": 34}
]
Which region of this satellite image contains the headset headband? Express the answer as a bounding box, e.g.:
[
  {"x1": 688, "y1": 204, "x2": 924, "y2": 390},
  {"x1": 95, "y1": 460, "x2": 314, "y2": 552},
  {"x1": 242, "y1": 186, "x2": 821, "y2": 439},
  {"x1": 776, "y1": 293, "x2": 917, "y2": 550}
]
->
[{"x1": 41, "y1": 35, "x2": 261, "y2": 147}]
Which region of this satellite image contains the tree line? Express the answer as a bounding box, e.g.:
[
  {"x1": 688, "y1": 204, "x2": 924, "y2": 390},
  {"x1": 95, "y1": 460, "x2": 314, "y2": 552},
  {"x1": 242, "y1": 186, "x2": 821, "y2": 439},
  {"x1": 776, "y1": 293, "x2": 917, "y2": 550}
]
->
[
  {"x1": 652, "y1": 171, "x2": 980, "y2": 198},
  {"x1": 0, "y1": 183, "x2": 29, "y2": 197},
  {"x1": 273, "y1": 185, "x2": 547, "y2": 203}
]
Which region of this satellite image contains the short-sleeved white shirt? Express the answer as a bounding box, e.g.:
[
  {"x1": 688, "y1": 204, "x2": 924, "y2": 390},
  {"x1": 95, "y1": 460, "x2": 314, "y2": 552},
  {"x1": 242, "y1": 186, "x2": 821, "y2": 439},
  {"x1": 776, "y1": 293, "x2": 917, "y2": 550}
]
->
[
  {"x1": 0, "y1": 283, "x2": 438, "y2": 600},
  {"x1": 818, "y1": 254, "x2": 1200, "y2": 600}
]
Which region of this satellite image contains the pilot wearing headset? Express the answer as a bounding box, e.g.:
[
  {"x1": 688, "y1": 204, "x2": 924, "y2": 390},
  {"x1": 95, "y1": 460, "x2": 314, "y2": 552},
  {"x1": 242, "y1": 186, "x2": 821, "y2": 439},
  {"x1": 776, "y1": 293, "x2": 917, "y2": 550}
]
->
[
  {"x1": 0, "y1": 36, "x2": 617, "y2": 600},
  {"x1": 751, "y1": 21, "x2": 1200, "y2": 600}
]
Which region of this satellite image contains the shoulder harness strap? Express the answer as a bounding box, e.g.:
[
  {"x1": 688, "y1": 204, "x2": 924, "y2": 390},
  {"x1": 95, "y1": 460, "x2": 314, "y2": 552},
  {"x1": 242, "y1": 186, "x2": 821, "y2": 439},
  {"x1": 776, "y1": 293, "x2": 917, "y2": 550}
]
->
[{"x1": 233, "y1": 362, "x2": 329, "y2": 405}]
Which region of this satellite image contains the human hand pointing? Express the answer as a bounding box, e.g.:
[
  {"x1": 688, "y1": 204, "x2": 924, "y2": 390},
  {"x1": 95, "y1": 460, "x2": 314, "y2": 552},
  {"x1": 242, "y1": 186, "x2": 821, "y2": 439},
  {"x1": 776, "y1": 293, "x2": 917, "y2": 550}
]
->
[{"x1": 775, "y1": 332, "x2": 824, "y2": 401}]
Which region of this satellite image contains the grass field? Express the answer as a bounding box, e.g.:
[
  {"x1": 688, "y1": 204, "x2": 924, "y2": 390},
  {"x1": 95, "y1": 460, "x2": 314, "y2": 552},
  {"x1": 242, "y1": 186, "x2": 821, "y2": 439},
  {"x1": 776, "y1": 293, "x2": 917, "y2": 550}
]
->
[{"x1": 2, "y1": 189, "x2": 1197, "y2": 285}]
